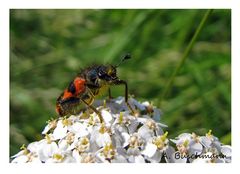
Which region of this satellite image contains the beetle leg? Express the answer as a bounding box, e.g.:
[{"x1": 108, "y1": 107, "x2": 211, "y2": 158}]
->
[
  {"x1": 81, "y1": 86, "x2": 104, "y2": 122},
  {"x1": 108, "y1": 87, "x2": 113, "y2": 99},
  {"x1": 80, "y1": 98, "x2": 103, "y2": 123},
  {"x1": 112, "y1": 79, "x2": 135, "y2": 115}
]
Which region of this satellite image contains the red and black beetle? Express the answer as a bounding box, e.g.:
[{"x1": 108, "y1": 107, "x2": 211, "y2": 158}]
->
[{"x1": 56, "y1": 54, "x2": 134, "y2": 122}]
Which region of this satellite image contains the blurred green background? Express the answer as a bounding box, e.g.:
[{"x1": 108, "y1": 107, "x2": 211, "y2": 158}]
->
[{"x1": 10, "y1": 9, "x2": 231, "y2": 156}]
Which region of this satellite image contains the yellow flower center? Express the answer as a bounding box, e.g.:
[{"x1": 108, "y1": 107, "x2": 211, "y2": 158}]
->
[
  {"x1": 153, "y1": 132, "x2": 168, "y2": 150},
  {"x1": 183, "y1": 139, "x2": 189, "y2": 147},
  {"x1": 62, "y1": 118, "x2": 72, "y2": 126},
  {"x1": 53, "y1": 153, "x2": 64, "y2": 161},
  {"x1": 118, "y1": 112, "x2": 124, "y2": 124},
  {"x1": 20, "y1": 144, "x2": 29, "y2": 155},
  {"x1": 99, "y1": 124, "x2": 107, "y2": 134},
  {"x1": 191, "y1": 132, "x2": 199, "y2": 143},
  {"x1": 103, "y1": 143, "x2": 115, "y2": 159},
  {"x1": 45, "y1": 134, "x2": 52, "y2": 144},
  {"x1": 76, "y1": 137, "x2": 90, "y2": 153},
  {"x1": 146, "y1": 119, "x2": 156, "y2": 130},
  {"x1": 81, "y1": 137, "x2": 89, "y2": 146},
  {"x1": 129, "y1": 134, "x2": 143, "y2": 148},
  {"x1": 177, "y1": 138, "x2": 189, "y2": 155},
  {"x1": 206, "y1": 130, "x2": 213, "y2": 138},
  {"x1": 88, "y1": 114, "x2": 96, "y2": 125},
  {"x1": 46, "y1": 119, "x2": 57, "y2": 129},
  {"x1": 81, "y1": 154, "x2": 95, "y2": 163},
  {"x1": 66, "y1": 132, "x2": 75, "y2": 144}
]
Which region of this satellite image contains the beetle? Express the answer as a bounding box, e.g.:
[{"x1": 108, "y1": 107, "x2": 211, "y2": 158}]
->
[{"x1": 56, "y1": 54, "x2": 134, "y2": 122}]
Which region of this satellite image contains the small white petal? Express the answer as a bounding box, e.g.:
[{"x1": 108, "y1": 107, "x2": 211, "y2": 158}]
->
[
  {"x1": 189, "y1": 142, "x2": 203, "y2": 156},
  {"x1": 27, "y1": 142, "x2": 40, "y2": 152},
  {"x1": 121, "y1": 132, "x2": 130, "y2": 147},
  {"x1": 52, "y1": 121, "x2": 68, "y2": 140},
  {"x1": 128, "y1": 155, "x2": 135, "y2": 163},
  {"x1": 199, "y1": 136, "x2": 212, "y2": 148},
  {"x1": 58, "y1": 139, "x2": 68, "y2": 151},
  {"x1": 138, "y1": 125, "x2": 153, "y2": 141},
  {"x1": 95, "y1": 133, "x2": 111, "y2": 147},
  {"x1": 127, "y1": 148, "x2": 140, "y2": 156},
  {"x1": 11, "y1": 155, "x2": 29, "y2": 163},
  {"x1": 141, "y1": 143, "x2": 157, "y2": 158},
  {"x1": 156, "y1": 122, "x2": 168, "y2": 128},
  {"x1": 115, "y1": 97, "x2": 125, "y2": 104},
  {"x1": 137, "y1": 117, "x2": 148, "y2": 124},
  {"x1": 112, "y1": 155, "x2": 128, "y2": 163},
  {"x1": 152, "y1": 108, "x2": 161, "y2": 122},
  {"x1": 42, "y1": 124, "x2": 52, "y2": 135},
  {"x1": 45, "y1": 158, "x2": 55, "y2": 163},
  {"x1": 135, "y1": 101, "x2": 147, "y2": 111},
  {"x1": 30, "y1": 157, "x2": 42, "y2": 163},
  {"x1": 63, "y1": 155, "x2": 76, "y2": 163},
  {"x1": 171, "y1": 133, "x2": 192, "y2": 146},
  {"x1": 155, "y1": 126, "x2": 164, "y2": 136},
  {"x1": 178, "y1": 133, "x2": 192, "y2": 140},
  {"x1": 128, "y1": 120, "x2": 139, "y2": 134},
  {"x1": 213, "y1": 140, "x2": 222, "y2": 152},
  {"x1": 147, "y1": 150, "x2": 162, "y2": 163},
  {"x1": 89, "y1": 141, "x2": 99, "y2": 153},
  {"x1": 72, "y1": 149, "x2": 81, "y2": 163},
  {"x1": 111, "y1": 130, "x2": 123, "y2": 148},
  {"x1": 115, "y1": 124, "x2": 128, "y2": 134},
  {"x1": 11, "y1": 150, "x2": 24, "y2": 158},
  {"x1": 42, "y1": 142, "x2": 58, "y2": 158},
  {"x1": 142, "y1": 101, "x2": 150, "y2": 107},
  {"x1": 68, "y1": 115, "x2": 79, "y2": 122},
  {"x1": 170, "y1": 139, "x2": 179, "y2": 144},
  {"x1": 116, "y1": 147, "x2": 127, "y2": 157},
  {"x1": 134, "y1": 155, "x2": 145, "y2": 163},
  {"x1": 221, "y1": 145, "x2": 231, "y2": 157},
  {"x1": 164, "y1": 146, "x2": 176, "y2": 163},
  {"x1": 95, "y1": 151, "x2": 107, "y2": 163},
  {"x1": 101, "y1": 110, "x2": 113, "y2": 124},
  {"x1": 69, "y1": 122, "x2": 89, "y2": 137}
]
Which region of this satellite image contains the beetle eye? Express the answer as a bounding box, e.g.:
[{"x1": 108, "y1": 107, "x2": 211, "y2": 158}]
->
[{"x1": 98, "y1": 71, "x2": 105, "y2": 77}]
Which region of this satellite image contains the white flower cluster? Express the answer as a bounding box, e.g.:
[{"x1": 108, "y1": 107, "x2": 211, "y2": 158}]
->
[{"x1": 11, "y1": 97, "x2": 231, "y2": 163}]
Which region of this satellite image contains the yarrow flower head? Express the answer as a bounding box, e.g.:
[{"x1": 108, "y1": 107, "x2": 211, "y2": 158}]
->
[
  {"x1": 11, "y1": 97, "x2": 231, "y2": 163},
  {"x1": 170, "y1": 131, "x2": 231, "y2": 163}
]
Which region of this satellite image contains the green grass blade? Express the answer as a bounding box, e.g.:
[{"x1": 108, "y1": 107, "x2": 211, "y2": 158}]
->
[{"x1": 160, "y1": 9, "x2": 213, "y2": 102}]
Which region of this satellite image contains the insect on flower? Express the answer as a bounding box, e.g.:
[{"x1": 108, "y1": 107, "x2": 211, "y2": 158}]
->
[{"x1": 56, "y1": 54, "x2": 135, "y2": 122}]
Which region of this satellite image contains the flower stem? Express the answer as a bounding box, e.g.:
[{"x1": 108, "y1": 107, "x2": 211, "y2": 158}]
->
[{"x1": 160, "y1": 9, "x2": 213, "y2": 103}]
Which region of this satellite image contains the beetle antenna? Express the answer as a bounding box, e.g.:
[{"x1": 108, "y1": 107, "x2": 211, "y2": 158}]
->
[{"x1": 115, "y1": 53, "x2": 131, "y2": 67}]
